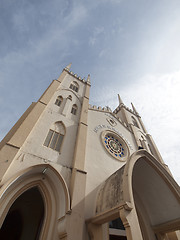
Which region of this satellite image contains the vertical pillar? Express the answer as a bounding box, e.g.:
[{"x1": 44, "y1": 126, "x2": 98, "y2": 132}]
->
[
  {"x1": 62, "y1": 96, "x2": 72, "y2": 116},
  {"x1": 121, "y1": 106, "x2": 130, "y2": 127},
  {"x1": 129, "y1": 124, "x2": 141, "y2": 149},
  {"x1": 138, "y1": 117, "x2": 147, "y2": 134},
  {"x1": 68, "y1": 80, "x2": 90, "y2": 239},
  {"x1": 146, "y1": 134, "x2": 164, "y2": 164},
  {"x1": 87, "y1": 223, "x2": 104, "y2": 240},
  {"x1": 119, "y1": 205, "x2": 143, "y2": 240}
]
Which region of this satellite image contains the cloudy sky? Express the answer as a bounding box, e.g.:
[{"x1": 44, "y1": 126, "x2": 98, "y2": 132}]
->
[{"x1": 0, "y1": 0, "x2": 180, "y2": 184}]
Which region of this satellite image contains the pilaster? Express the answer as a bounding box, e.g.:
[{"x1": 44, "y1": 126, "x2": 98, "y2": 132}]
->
[
  {"x1": 68, "y1": 81, "x2": 90, "y2": 239},
  {"x1": 146, "y1": 134, "x2": 164, "y2": 164},
  {"x1": 62, "y1": 96, "x2": 72, "y2": 116}
]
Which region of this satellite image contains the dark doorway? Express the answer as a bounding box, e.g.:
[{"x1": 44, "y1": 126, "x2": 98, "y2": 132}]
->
[
  {"x1": 109, "y1": 218, "x2": 127, "y2": 240},
  {"x1": 0, "y1": 187, "x2": 44, "y2": 240},
  {"x1": 109, "y1": 236, "x2": 127, "y2": 240}
]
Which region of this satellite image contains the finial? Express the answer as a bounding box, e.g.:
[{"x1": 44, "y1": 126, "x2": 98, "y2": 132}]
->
[
  {"x1": 131, "y1": 102, "x2": 138, "y2": 115},
  {"x1": 118, "y1": 94, "x2": 124, "y2": 105},
  {"x1": 87, "y1": 74, "x2": 91, "y2": 84},
  {"x1": 65, "y1": 63, "x2": 72, "y2": 70}
]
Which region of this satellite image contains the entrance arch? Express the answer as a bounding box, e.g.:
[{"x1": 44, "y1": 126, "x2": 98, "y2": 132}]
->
[
  {"x1": 0, "y1": 164, "x2": 70, "y2": 240},
  {"x1": 0, "y1": 187, "x2": 44, "y2": 240},
  {"x1": 124, "y1": 150, "x2": 180, "y2": 239},
  {"x1": 88, "y1": 150, "x2": 180, "y2": 240}
]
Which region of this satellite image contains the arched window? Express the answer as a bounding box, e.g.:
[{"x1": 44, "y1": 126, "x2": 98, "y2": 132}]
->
[
  {"x1": 131, "y1": 116, "x2": 139, "y2": 128},
  {"x1": 71, "y1": 104, "x2": 78, "y2": 115},
  {"x1": 69, "y1": 81, "x2": 79, "y2": 92},
  {"x1": 44, "y1": 122, "x2": 65, "y2": 152},
  {"x1": 55, "y1": 96, "x2": 63, "y2": 106}
]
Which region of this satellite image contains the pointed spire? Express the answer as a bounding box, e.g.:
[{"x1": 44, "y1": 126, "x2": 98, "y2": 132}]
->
[
  {"x1": 118, "y1": 94, "x2": 124, "y2": 106},
  {"x1": 131, "y1": 102, "x2": 138, "y2": 115},
  {"x1": 87, "y1": 74, "x2": 91, "y2": 84},
  {"x1": 65, "y1": 63, "x2": 72, "y2": 70}
]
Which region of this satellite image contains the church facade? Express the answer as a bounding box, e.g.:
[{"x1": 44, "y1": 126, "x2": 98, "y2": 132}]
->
[{"x1": 0, "y1": 64, "x2": 179, "y2": 240}]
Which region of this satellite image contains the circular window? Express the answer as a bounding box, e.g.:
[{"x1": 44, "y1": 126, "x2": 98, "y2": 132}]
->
[{"x1": 101, "y1": 131, "x2": 129, "y2": 161}]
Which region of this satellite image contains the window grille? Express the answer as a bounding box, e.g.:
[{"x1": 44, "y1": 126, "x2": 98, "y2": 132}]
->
[
  {"x1": 69, "y1": 81, "x2": 79, "y2": 92},
  {"x1": 44, "y1": 122, "x2": 65, "y2": 152},
  {"x1": 55, "y1": 96, "x2": 63, "y2": 106}
]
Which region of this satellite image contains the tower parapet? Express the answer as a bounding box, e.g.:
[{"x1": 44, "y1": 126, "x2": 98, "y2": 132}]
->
[{"x1": 62, "y1": 64, "x2": 91, "y2": 86}]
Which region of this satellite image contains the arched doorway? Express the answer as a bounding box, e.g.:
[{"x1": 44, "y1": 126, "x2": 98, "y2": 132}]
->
[
  {"x1": 131, "y1": 155, "x2": 180, "y2": 239},
  {"x1": 0, "y1": 187, "x2": 44, "y2": 240},
  {"x1": 0, "y1": 164, "x2": 70, "y2": 239},
  {"x1": 88, "y1": 150, "x2": 180, "y2": 240}
]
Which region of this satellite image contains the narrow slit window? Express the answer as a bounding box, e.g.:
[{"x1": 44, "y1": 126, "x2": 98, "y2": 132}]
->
[{"x1": 71, "y1": 104, "x2": 78, "y2": 115}]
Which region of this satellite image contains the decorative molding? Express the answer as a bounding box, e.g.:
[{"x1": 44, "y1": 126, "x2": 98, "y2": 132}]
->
[
  {"x1": 93, "y1": 125, "x2": 133, "y2": 150},
  {"x1": 6, "y1": 142, "x2": 20, "y2": 149}
]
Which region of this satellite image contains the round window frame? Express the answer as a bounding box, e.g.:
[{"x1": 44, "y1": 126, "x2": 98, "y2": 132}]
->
[{"x1": 101, "y1": 130, "x2": 129, "y2": 162}]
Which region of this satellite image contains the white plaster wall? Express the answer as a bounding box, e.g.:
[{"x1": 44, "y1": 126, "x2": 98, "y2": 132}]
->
[
  {"x1": 85, "y1": 110, "x2": 137, "y2": 196},
  {"x1": 60, "y1": 74, "x2": 86, "y2": 98},
  {"x1": 2, "y1": 76, "x2": 87, "y2": 189},
  {"x1": 123, "y1": 109, "x2": 145, "y2": 134},
  {"x1": 20, "y1": 86, "x2": 81, "y2": 167},
  {"x1": 116, "y1": 110, "x2": 126, "y2": 123},
  {"x1": 48, "y1": 88, "x2": 82, "y2": 123}
]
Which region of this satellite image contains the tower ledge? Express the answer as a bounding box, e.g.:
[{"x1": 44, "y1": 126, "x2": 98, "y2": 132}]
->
[
  {"x1": 113, "y1": 104, "x2": 140, "y2": 117},
  {"x1": 63, "y1": 66, "x2": 91, "y2": 85}
]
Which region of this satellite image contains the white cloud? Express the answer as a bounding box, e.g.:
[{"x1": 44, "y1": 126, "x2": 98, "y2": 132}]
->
[
  {"x1": 64, "y1": 4, "x2": 88, "y2": 29},
  {"x1": 99, "y1": 49, "x2": 107, "y2": 58},
  {"x1": 12, "y1": 12, "x2": 28, "y2": 32},
  {"x1": 89, "y1": 37, "x2": 96, "y2": 46},
  {"x1": 89, "y1": 26, "x2": 104, "y2": 46},
  {"x1": 94, "y1": 26, "x2": 104, "y2": 35}
]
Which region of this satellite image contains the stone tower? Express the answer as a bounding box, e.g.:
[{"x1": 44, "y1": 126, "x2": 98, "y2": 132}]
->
[{"x1": 0, "y1": 65, "x2": 179, "y2": 240}]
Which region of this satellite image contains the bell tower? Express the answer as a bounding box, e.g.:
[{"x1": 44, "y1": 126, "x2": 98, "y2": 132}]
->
[
  {"x1": 0, "y1": 64, "x2": 91, "y2": 239},
  {"x1": 113, "y1": 94, "x2": 169, "y2": 169}
]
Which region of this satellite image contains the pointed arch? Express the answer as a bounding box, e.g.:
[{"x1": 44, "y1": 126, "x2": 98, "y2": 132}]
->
[
  {"x1": 71, "y1": 104, "x2": 78, "y2": 115},
  {"x1": 69, "y1": 81, "x2": 79, "y2": 92},
  {"x1": 0, "y1": 186, "x2": 44, "y2": 239},
  {"x1": 55, "y1": 95, "x2": 63, "y2": 106},
  {"x1": 123, "y1": 150, "x2": 180, "y2": 239},
  {"x1": 67, "y1": 95, "x2": 72, "y2": 101},
  {"x1": 91, "y1": 150, "x2": 180, "y2": 240},
  {"x1": 44, "y1": 121, "x2": 65, "y2": 152},
  {"x1": 0, "y1": 164, "x2": 70, "y2": 240}
]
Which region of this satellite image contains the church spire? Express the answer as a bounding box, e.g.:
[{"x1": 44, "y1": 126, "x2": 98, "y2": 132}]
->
[
  {"x1": 118, "y1": 94, "x2": 124, "y2": 106},
  {"x1": 131, "y1": 102, "x2": 139, "y2": 115},
  {"x1": 65, "y1": 63, "x2": 72, "y2": 70},
  {"x1": 87, "y1": 74, "x2": 91, "y2": 84}
]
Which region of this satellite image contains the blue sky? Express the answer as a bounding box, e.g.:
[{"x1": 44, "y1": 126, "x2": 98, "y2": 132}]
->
[{"x1": 0, "y1": 0, "x2": 180, "y2": 184}]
